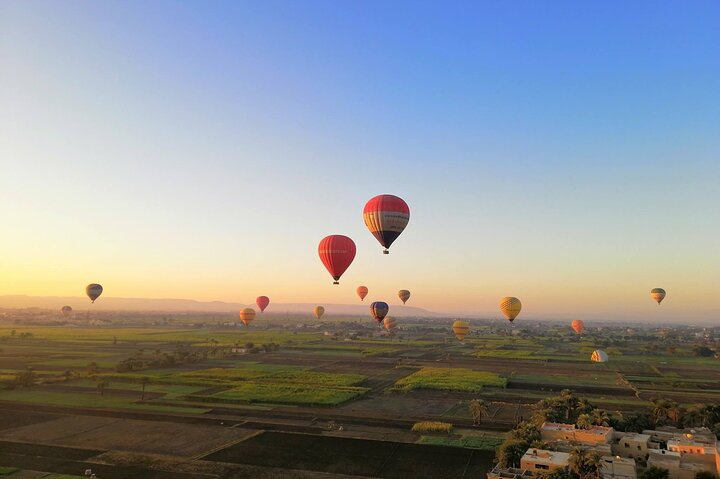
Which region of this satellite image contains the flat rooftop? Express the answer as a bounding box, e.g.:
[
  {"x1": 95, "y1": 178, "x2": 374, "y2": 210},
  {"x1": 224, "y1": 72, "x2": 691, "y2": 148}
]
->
[
  {"x1": 542, "y1": 422, "x2": 576, "y2": 432},
  {"x1": 522, "y1": 449, "x2": 571, "y2": 466}
]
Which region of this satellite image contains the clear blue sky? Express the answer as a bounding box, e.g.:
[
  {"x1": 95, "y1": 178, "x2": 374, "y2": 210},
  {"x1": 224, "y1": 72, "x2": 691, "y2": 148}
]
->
[{"x1": 1, "y1": 1, "x2": 718, "y2": 322}]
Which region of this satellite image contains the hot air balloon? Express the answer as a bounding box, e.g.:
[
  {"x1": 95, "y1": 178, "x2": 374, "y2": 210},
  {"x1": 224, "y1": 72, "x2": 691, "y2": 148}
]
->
[
  {"x1": 363, "y1": 194, "x2": 410, "y2": 254},
  {"x1": 239, "y1": 308, "x2": 256, "y2": 327},
  {"x1": 383, "y1": 316, "x2": 397, "y2": 333},
  {"x1": 256, "y1": 296, "x2": 270, "y2": 313},
  {"x1": 318, "y1": 235, "x2": 356, "y2": 284},
  {"x1": 370, "y1": 301, "x2": 389, "y2": 323},
  {"x1": 591, "y1": 350, "x2": 609, "y2": 363},
  {"x1": 61, "y1": 306, "x2": 73, "y2": 317},
  {"x1": 314, "y1": 306, "x2": 325, "y2": 320},
  {"x1": 86, "y1": 284, "x2": 103, "y2": 303},
  {"x1": 398, "y1": 290, "x2": 410, "y2": 304},
  {"x1": 650, "y1": 288, "x2": 666, "y2": 305},
  {"x1": 357, "y1": 286, "x2": 368, "y2": 301},
  {"x1": 452, "y1": 320, "x2": 470, "y2": 342},
  {"x1": 499, "y1": 297, "x2": 521, "y2": 323},
  {"x1": 571, "y1": 320, "x2": 585, "y2": 335}
]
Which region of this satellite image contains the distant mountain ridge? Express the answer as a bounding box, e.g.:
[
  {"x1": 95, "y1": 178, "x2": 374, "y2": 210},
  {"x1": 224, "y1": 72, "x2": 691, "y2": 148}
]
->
[{"x1": 0, "y1": 295, "x2": 446, "y2": 317}]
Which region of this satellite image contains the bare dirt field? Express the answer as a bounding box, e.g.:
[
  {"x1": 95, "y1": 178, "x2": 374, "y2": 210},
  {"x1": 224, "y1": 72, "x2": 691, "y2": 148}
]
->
[
  {"x1": 0, "y1": 415, "x2": 259, "y2": 457},
  {"x1": 203, "y1": 430, "x2": 496, "y2": 479}
]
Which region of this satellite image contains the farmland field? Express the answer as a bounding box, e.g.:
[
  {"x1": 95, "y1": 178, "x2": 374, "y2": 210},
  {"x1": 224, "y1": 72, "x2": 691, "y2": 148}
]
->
[
  {"x1": 392, "y1": 367, "x2": 507, "y2": 393},
  {"x1": 0, "y1": 318, "x2": 716, "y2": 477}
]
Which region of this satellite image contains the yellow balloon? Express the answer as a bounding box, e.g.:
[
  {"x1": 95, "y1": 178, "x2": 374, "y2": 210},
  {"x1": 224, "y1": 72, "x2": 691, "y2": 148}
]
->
[
  {"x1": 313, "y1": 306, "x2": 325, "y2": 319},
  {"x1": 239, "y1": 308, "x2": 256, "y2": 326},
  {"x1": 383, "y1": 316, "x2": 397, "y2": 333},
  {"x1": 650, "y1": 288, "x2": 666, "y2": 305},
  {"x1": 398, "y1": 290, "x2": 411, "y2": 304},
  {"x1": 452, "y1": 320, "x2": 470, "y2": 341},
  {"x1": 499, "y1": 297, "x2": 522, "y2": 322},
  {"x1": 591, "y1": 350, "x2": 608, "y2": 363}
]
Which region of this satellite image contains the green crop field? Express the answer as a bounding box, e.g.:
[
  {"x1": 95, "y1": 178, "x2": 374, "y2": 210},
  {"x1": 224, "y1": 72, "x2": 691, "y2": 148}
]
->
[
  {"x1": 208, "y1": 382, "x2": 369, "y2": 406},
  {"x1": 393, "y1": 367, "x2": 507, "y2": 393}
]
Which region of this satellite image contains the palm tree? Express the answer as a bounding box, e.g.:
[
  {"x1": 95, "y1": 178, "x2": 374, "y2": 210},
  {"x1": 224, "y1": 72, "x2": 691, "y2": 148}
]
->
[
  {"x1": 589, "y1": 409, "x2": 610, "y2": 426},
  {"x1": 575, "y1": 398, "x2": 594, "y2": 416},
  {"x1": 559, "y1": 389, "x2": 578, "y2": 421},
  {"x1": 569, "y1": 447, "x2": 587, "y2": 479},
  {"x1": 666, "y1": 401, "x2": 681, "y2": 426},
  {"x1": 651, "y1": 398, "x2": 670, "y2": 426},
  {"x1": 585, "y1": 452, "x2": 602, "y2": 479},
  {"x1": 577, "y1": 414, "x2": 593, "y2": 430},
  {"x1": 469, "y1": 399, "x2": 489, "y2": 426},
  {"x1": 683, "y1": 404, "x2": 704, "y2": 428}
]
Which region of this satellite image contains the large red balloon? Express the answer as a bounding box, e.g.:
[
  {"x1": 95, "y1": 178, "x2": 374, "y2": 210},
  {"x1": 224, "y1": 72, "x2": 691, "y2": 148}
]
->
[
  {"x1": 256, "y1": 296, "x2": 270, "y2": 313},
  {"x1": 363, "y1": 194, "x2": 410, "y2": 254},
  {"x1": 318, "y1": 235, "x2": 356, "y2": 284}
]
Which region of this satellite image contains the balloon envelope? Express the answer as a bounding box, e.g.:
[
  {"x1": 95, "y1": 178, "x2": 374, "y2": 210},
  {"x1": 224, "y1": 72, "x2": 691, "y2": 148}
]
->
[
  {"x1": 256, "y1": 296, "x2": 270, "y2": 312},
  {"x1": 61, "y1": 306, "x2": 73, "y2": 317},
  {"x1": 398, "y1": 290, "x2": 410, "y2": 304},
  {"x1": 650, "y1": 288, "x2": 666, "y2": 305},
  {"x1": 86, "y1": 284, "x2": 103, "y2": 303},
  {"x1": 571, "y1": 320, "x2": 585, "y2": 335},
  {"x1": 383, "y1": 316, "x2": 397, "y2": 333},
  {"x1": 314, "y1": 306, "x2": 325, "y2": 319},
  {"x1": 356, "y1": 286, "x2": 368, "y2": 301},
  {"x1": 370, "y1": 301, "x2": 389, "y2": 323},
  {"x1": 318, "y1": 235, "x2": 356, "y2": 284},
  {"x1": 591, "y1": 350, "x2": 609, "y2": 363},
  {"x1": 499, "y1": 297, "x2": 522, "y2": 322},
  {"x1": 239, "y1": 308, "x2": 256, "y2": 326},
  {"x1": 363, "y1": 194, "x2": 410, "y2": 254},
  {"x1": 452, "y1": 320, "x2": 470, "y2": 341}
]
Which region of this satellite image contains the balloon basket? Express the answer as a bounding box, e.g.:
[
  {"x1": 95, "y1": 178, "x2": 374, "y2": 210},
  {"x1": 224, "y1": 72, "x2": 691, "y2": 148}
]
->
[
  {"x1": 383, "y1": 250, "x2": 389, "y2": 254},
  {"x1": 333, "y1": 281, "x2": 339, "y2": 285}
]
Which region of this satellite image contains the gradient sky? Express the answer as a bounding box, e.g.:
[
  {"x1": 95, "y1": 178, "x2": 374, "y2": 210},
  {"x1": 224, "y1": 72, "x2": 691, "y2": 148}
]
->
[{"x1": 1, "y1": 1, "x2": 718, "y2": 321}]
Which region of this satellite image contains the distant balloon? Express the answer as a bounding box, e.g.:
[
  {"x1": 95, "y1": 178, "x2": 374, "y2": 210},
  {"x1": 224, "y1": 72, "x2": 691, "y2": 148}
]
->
[
  {"x1": 86, "y1": 284, "x2": 103, "y2": 303},
  {"x1": 452, "y1": 320, "x2": 470, "y2": 342},
  {"x1": 357, "y1": 286, "x2": 368, "y2": 301},
  {"x1": 61, "y1": 306, "x2": 73, "y2": 317},
  {"x1": 363, "y1": 194, "x2": 410, "y2": 254},
  {"x1": 591, "y1": 350, "x2": 609, "y2": 363},
  {"x1": 571, "y1": 320, "x2": 585, "y2": 335},
  {"x1": 370, "y1": 301, "x2": 389, "y2": 323},
  {"x1": 256, "y1": 296, "x2": 270, "y2": 313},
  {"x1": 650, "y1": 288, "x2": 666, "y2": 305},
  {"x1": 314, "y1": 306, "x2": 325, "y2": 320},
  {"x1": 383, "y1": 316, "x2": 397, "y2": 333},
  {"x1": 318, "y1": 235, "x2": 356, "y2": 284},
  {"x1": 499, "y1": 297, "x2": 522, "y2": 323},
  {"x1": 398, "y1": 290, "x2": 411, "y2": 305},
  {"x1": 239, "y1": 308, "x2": 256, "y2": 327}
]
